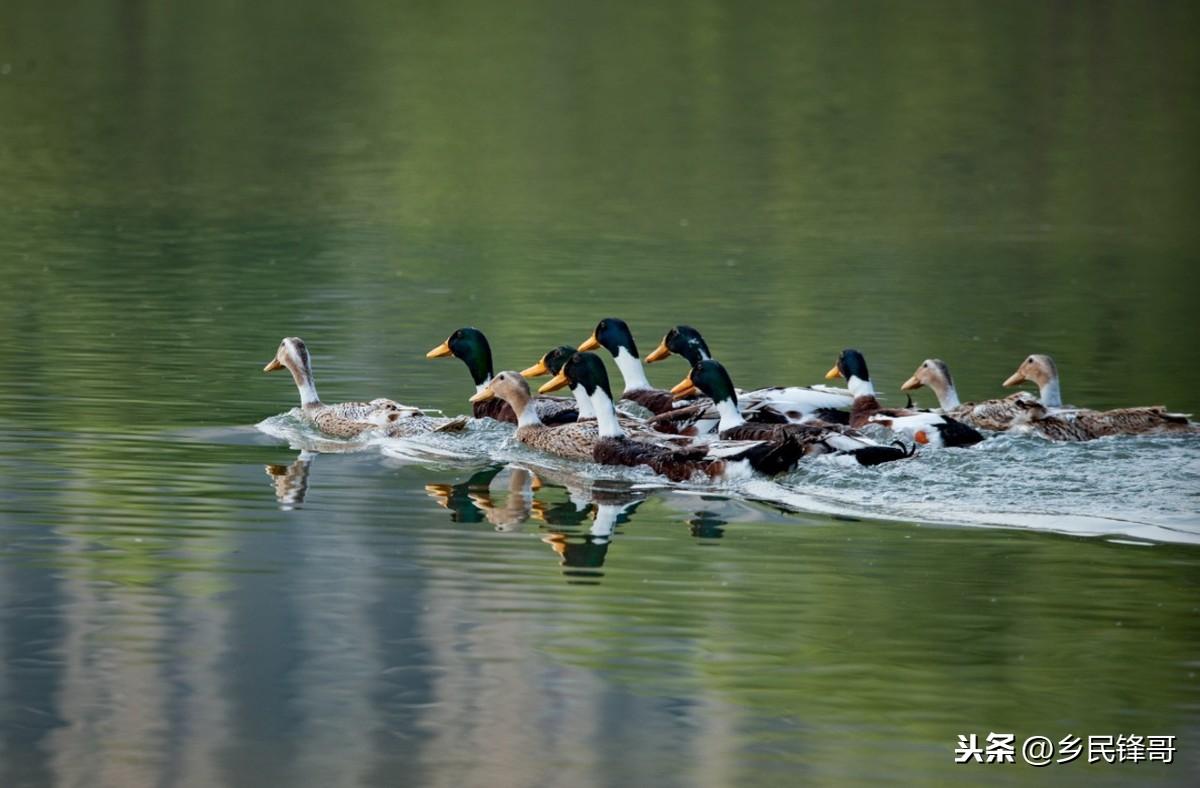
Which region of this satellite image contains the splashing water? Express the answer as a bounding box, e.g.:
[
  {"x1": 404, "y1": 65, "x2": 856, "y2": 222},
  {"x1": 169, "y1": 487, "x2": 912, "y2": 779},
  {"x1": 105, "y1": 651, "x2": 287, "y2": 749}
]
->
[{"x1": 255, "y1": 413, "x2": 1200, "y2": 544}]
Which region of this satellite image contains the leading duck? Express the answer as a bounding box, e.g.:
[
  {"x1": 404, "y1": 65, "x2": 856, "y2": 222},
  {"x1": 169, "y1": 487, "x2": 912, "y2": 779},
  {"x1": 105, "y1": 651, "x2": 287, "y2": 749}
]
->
[{"x1": 265, "y1": 337, "x2": 465, "y2": 439}]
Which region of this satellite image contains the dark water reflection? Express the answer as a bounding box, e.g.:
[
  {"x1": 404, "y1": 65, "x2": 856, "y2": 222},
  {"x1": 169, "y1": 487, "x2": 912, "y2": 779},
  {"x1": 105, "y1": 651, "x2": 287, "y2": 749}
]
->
[{"x1": 3, "y1": 0, "x2": 1200, "y2": 783}]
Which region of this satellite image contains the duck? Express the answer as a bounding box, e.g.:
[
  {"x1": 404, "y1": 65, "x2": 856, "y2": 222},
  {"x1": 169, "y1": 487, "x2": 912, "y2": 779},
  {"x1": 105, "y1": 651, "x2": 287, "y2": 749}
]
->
[
  {"x1": 426, "y1": 327, "x2": 578, "y2": 425},
  {"x1": 576, "y1": 318, "x2": 699, "y2": 414},
  {"x1": 470, "y1": 370, "x2": 600, "y2": 462},
  {"x1": 265, "y1": 337, "x2": 465, "y2": 439},
  {"x1": 476, "y1": 353, "x2": 807, "y2": 482},
  {"x1": 1002, "y1": 354, "x2": 1196, "y2": 439},
  {"x1": 822, "y1": 349, "x2": 984, "y2": 446},
  {"x1": 644, "y1": 324, "x2": 855, "y2": 426},
  {"x1": 670, "y1": 359, "x2": 916, "y2": 466},
  {"x1": 900, "y1": 358, "x2": 1041, "y2": 431}
]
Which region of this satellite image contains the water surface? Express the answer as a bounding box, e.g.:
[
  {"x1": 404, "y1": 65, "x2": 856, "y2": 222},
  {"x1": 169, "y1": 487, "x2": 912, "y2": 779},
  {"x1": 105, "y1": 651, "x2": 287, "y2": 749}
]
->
[{"x1": 2, "y1": 1, "x2": 1199, "y2": 784}]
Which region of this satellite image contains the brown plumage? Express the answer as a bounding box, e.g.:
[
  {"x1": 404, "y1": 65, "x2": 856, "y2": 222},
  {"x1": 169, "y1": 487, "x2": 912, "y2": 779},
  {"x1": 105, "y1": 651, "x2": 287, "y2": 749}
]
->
[
  {"x1": 264, "y1": 337, "x2": 463, "y2": 440},
  {"x1": 1019, "y1": 404, "x2": 1196, "y2": 442},
  {"x1": 619, "y1": 387, "x2": 693, "y2": 415},
  {"x1": 848, "y1": 395, "x2": 913, "y2": 430}
]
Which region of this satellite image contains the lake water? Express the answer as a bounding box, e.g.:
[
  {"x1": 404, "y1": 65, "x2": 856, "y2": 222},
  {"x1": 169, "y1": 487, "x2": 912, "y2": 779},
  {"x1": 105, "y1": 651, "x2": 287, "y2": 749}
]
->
[{"x1": 1, "y1": 1, "x2": 1198, "y2": 784}]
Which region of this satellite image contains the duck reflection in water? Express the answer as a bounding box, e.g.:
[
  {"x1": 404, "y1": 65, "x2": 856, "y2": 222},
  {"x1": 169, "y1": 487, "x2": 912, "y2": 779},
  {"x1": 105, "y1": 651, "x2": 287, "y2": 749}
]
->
[
  {"x1": 423, "y1": 465, "x2": 648, "y2": 580},
  {"x1": 264, "y1": 450, "x2": 317, "y2": 510},
  {"x1": 535, "y1": 483, "x2": 646, "y2": 583},
  {"x1": 424, "y1": 465, "x2": 536, "y2": 531},
  {"x1": 687, "y1": 509, "x2": 728, "y2": 540}
]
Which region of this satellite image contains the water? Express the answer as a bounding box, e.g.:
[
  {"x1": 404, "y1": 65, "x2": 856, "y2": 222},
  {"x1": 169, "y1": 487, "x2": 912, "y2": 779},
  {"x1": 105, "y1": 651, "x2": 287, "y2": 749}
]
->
[{"x1": 2, "y1": 0, "x2": 1200, "y2": 784}]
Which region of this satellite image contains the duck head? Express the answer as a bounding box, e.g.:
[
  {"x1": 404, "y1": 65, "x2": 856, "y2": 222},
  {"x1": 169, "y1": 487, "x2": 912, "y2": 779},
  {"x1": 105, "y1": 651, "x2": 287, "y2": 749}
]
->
[
  {"x1": 671, "y1": 359, "x2": 735, "y2": 404},
  {"x1": 901, "y1": 358, "x2": 961, "y2": 409},
  {"x1": 470, "y1": 371, "x2": 540, "y2": 426},
  {"x1": 825, "y1": 349, "x2": 876, "y2": 397},
  {"x1": 519, "y1": 345, "x2": 576, "y2": 379},
  {"x1": 1003, "y1": 354, "x2": 1062, "y2": 407},
  {"x1": 540, "y1": 352, "x2": 624, "y2": 438},
  {"x1": 427, "y1": 327, "x2": 495, "y2": 390},
  {"x1": 578, "y1": 318, "x2": 638, "y2": 357},
  {"x1": 264, "y1": 337, "x2": 321, "y2": 407},
  {"x1": 520, "y1": 345, "x2": 597, "y2": 418},
  {"x1": 578, "y1": 318, "x2": 650, "y2": 392},
  {"x1": 646, "y1": 325, "x2": 712, "y2": 366},
  {"x1": 671, "y1": 359, "x2": 744, "y2": 431}
]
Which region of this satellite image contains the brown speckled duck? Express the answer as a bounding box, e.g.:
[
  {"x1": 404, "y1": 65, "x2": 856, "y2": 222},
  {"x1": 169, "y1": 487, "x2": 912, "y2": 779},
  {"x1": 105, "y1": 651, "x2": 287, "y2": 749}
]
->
[
  {"x1": 265, "y1": 337, "x2": 464, "y2": 439},
  {"x1": 900, "y1": 358, "x2": 1039, "y2": 431},
  {"x1": 1002, "y1": 354, "x2": 1196, "y2": 440}
]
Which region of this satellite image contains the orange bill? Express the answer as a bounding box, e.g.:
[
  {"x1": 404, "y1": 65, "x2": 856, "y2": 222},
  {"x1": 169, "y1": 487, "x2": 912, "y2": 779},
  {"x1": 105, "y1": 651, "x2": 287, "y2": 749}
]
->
[
  {"x1": 538, "y1": 371, "x2": 570, "y2": 394},
  {"x1": 425, "y1": 340, "x2": 453, "y2": 359},
  {"x1": 1002, "y1": 370, "x2": 1025, "y2": 387},
  {"x1": 670, "y1": 375, "x2": 698, "y2": 399},
  {"x1": 824, "y1": 364, "x2": 842, "y2": 380},
  {"x1": 645, "y1": 340, "x2": 671, "y2": 364},
  {"x1": 263, "y1": 358, "x2": 284, "y2": 372},
  {"x1": 469, "y1": 385, "x2": 496, "y2": 403},
  {"x1": 914, "y1": 430, "x2": 929, "y2": 445},
  {"x1": 520, "y1": 358, "x2": 549, "y2": 378},
  {"x1": 900, "y1": 374, "x2": 922, "y2": 391},
  {"x1": 577, "y1": 333, "x2": 601, "y2": 352}
]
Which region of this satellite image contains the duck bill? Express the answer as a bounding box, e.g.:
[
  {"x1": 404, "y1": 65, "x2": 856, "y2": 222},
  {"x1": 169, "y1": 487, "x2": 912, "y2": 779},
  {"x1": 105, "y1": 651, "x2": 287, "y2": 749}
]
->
[
  {"x1": 577, "y1": 333, "x2": 601, "y2": 352},
  {"x1": 824, "y1": 364, "x2": 842, "y2": 380},
  {"x1": 670, "y1": 376, "x2": 698, "y2": 399},
  {"x1": 645, "y1": 340, "x2": 672, "y2": 364},
  {"x1": 424, "y1": 484, "x2": 453, "y2": 508},
  {"x1": 519, "y1": 359, "x2": 549, "y2": 378},
  {"x1": 469, "y1": 386, "x2": 496, "y2": 403},
  {"x1": 900, "y1": 374, "x2": 922, "y2": 391},
  {"x1": 426, "y1": 341, "x2": 453, "y2": 359},
  {"x1": 1002, "y1": 370, "x2": 1026, "y2": 388},
  {"x1": 914, "y1": 430, "x2": 929, "y2": 445},
  {"x1": 538, "y1": 371, "x2": 570, "y2": 394},
  {"x1": 263, "y1": 358, "x2": 284, "y2": 372}
]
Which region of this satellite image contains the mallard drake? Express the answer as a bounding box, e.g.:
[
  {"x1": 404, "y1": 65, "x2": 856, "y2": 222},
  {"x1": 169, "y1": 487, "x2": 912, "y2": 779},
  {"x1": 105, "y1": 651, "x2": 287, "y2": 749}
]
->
[
  {"x1": 1002, "y1": 354, "x2": 1196, "y2": 439},
  {"x1": 480, "y1": 352, "x2": 807, "y2": 481},
  {"x1": 900, "y1": 358, "x2": 1039, "y2": 431},
  {"x1": 427, "y1": 327, "x2": 578, "y2": 424},
  {"x1": 671, "y1": 360, "x2": 916, "y2": 466},
  {"x1": 645, "y1": 325, "x2": 855, "y2": 426},
  {"x1": 820, "y1": 349, "x2": 984, "y2": 446},
  {"x1": 577, "y1": 318, "x2": 698, "y2": 414},
  {"x1": 265, "y1": 337, "x2": 462, "y2": 439}
]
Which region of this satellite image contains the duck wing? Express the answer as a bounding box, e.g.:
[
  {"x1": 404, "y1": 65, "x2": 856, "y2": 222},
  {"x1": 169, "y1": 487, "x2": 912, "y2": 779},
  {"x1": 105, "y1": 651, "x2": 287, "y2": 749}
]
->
[{"x1": 742, "y1": 385, "x2": 854, "y2": 423}]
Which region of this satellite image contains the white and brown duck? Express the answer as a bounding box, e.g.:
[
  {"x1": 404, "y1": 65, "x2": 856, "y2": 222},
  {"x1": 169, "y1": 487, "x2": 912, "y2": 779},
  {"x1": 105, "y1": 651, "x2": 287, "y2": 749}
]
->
[{"x1": 265, "y1": 337, "x2": 464, "y2": 439}]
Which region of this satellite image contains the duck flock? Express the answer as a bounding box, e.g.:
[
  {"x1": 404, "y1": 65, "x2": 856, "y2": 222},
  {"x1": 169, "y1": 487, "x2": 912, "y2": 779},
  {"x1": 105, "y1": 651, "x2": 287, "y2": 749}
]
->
[{"x1": 261, "y1": 319, "x2": 1196, "y2": 485}]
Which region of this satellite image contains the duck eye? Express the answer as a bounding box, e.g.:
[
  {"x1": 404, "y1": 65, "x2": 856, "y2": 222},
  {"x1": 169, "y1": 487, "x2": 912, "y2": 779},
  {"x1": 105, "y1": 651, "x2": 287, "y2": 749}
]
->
[{"x1": 1027, "y1": 357, "x2": 1034, "y2": 364}]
